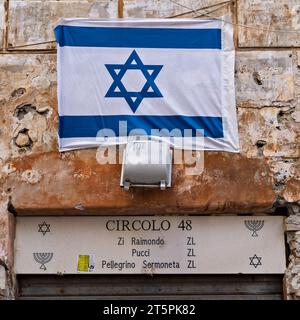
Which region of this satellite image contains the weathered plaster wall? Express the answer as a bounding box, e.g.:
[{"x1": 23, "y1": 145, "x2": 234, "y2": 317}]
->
[
  {"x1": 0, "y1": 0, "x2": 299, "y2": 299},
  {"x1": 0, "y1": 1, "x2": 4, "y2": 50},
  {"x1": 238, "y1": 0, "x2": 300, "y2": 47}
]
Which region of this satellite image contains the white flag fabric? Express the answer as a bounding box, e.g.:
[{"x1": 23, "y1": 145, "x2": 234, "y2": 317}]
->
[{"x1": 54, "y1": 18, "x2": 239, "y2": 152}]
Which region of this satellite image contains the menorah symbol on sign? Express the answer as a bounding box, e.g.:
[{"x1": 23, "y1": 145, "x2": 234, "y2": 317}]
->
[
  {"x1": 33, "y1": 252, "x2": 53, "y2": 271},
  {"x1": 244, "y1": 220, "x2": 264, "y2": 237}
]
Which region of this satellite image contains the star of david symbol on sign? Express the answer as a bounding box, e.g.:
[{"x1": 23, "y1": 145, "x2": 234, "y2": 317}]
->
[
  {"x1": 38, "y1": 221, "x2": 50, "y2": 236},
  {"x1": 105, "y1": 50, "x2": 163, "y2": 113},
  {"x1": 249, "y1": 254, "x2": 262, "y2": 268}
]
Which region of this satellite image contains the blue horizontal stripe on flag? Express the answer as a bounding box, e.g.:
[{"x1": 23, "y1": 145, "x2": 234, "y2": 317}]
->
[
  {"x1": 54, "y1": 26, "x2": 221, "y2": 49},
  {"x1": 58, "y1": 115, "x2": 223, "y2": 139}
]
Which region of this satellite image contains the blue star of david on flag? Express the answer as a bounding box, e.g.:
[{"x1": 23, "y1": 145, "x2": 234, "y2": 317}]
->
[{"x1": 105, "y1": 50, "x2": 163, "y2": 113}]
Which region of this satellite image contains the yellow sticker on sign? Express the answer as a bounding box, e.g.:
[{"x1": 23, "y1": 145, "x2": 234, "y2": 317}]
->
[
  {"x1": 77, "y1": 255, "x2": 90, "y2": 272},
  {"x1": 77, "y1": 254, "x2": 95, "y2": 272}
]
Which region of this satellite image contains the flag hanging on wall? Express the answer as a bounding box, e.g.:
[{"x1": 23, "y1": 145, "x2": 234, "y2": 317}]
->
[{"x1": 54, "y1": 18, "x2": 239, "y2": 152}]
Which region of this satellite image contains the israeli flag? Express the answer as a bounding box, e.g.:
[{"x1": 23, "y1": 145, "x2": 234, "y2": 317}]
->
[{"x1": 54, "y1": 18, "x2": 239, "y2": 152}]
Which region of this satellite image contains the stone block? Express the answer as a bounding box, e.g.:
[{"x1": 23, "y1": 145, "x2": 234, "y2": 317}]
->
[
  {"x1": 0, "y1": 266, "x2": 5, "y2": 291},
  {"x1": 123, "y1": 0, "x2": 231, "y2": 18},
  {"x1": 8, "y1": 0, "x2": 118, "y2": 50},
  {"x1": 236, "y1": 51, "x2": 295, "y2": 107},
  {"x1": 238, "y1": 0, "x2": 300, "y2": 47},
  {"x1": 0, "y1": 202, "x2": 11, "y2": 266},
  {"x1": 0, "y1": 54, "x2": 58, "y2": 161},
  {"x1": 283, "y1": 179, "x2": 300, "y2": 203},
  {"x1": 286, "y1": 215, "x2": 300, "y2": 232},
  {"x1": 238, "y1": 107, "x2": 299, "y2": 158}
]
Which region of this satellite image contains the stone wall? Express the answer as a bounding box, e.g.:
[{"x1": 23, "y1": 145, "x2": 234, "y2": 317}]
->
[{"x1": 0, "y1": 0, "x2": 299, "y2": 299}]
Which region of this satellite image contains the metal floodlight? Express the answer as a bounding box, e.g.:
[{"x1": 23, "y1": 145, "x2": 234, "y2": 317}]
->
[{"x1": 120, "y1": 140, "x2": 172, "y2": 190}]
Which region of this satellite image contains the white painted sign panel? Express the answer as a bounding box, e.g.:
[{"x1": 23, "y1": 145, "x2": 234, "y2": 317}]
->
[{"x1": 15, "y1": 216, "x2": 286, "y2": 274}]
